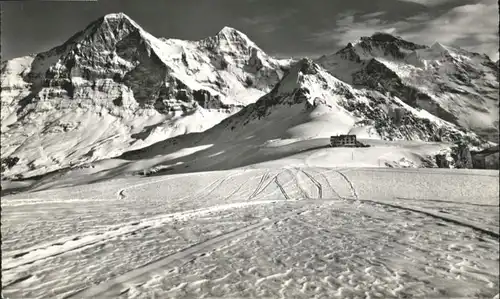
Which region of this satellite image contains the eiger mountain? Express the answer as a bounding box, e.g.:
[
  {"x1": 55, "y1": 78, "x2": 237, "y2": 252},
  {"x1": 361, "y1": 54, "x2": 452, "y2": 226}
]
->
[
  {"x1": 1, "y1": 13, "x2": 498, "y2": 179},
  {"x1": 1, "y1": 13, "x2": 291, "y2": 177}
]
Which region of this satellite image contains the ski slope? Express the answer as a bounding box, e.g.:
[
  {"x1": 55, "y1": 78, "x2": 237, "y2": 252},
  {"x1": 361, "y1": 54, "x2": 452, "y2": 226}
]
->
[{"x1": 2, "y1": 166, "x2": 498, "y2": 299}]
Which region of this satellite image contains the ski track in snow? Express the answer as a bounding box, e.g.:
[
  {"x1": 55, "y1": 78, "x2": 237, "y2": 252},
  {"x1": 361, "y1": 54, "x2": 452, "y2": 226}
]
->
[
  {"x1": 298, "y1": 169, "x2": 323, "y2": 199},
  {"x1": 2, "y1": 172, "x2": 265, "y2": 269},
  {"x1": 1, "y1": 167, "x2": 499, "y2": 299},
  {"x1": 70, "y1": 202, "x2": 318, "y2": 298},
  {"x1": 335, "y1": 170, "x2": 359, "y2": 200}
]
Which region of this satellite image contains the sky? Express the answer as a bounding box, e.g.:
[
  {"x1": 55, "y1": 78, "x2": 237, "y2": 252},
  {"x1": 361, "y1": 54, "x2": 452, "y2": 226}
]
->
[{"x1": 1, "y1": 0, "x2": 499, "y2": 61}]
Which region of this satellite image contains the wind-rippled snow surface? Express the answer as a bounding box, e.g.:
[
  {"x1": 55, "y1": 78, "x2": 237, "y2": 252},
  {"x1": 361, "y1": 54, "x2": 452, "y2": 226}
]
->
[{"x1": 1, "y1": 167, "x2": 499, "y2": 299}]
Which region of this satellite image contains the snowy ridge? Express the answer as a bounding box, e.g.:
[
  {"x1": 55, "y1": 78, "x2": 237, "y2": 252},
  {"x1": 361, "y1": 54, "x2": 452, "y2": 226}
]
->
[{"x1": 1, "y1": 13, "x2": 290, "y2": 178}]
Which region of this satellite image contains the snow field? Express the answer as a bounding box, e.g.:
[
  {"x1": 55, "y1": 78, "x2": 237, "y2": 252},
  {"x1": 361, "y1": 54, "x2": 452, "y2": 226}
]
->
[{"x1": 1, "y1": 167, "x2": 498, "y2": 298}]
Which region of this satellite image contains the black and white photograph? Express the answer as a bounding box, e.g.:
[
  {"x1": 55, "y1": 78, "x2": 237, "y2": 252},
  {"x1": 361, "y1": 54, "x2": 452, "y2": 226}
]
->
[{"x1": 1, "y1": 0, "x2": 499, "y2": 298}]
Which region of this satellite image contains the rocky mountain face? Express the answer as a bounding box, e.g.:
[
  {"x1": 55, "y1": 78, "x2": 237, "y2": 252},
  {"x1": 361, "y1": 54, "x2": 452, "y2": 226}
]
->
[
  {"x1": 471, "y1": 145, "x2": 499, "y2": 169},
  {"x1": 316, "y1": 33, "x2": 499, "y2": 143},
  {"x1": 1, "y1": 16, "x2": 497, "y2": 179},
  {"x1": 434, "y1": 143, "x2": 499, "y2": 170},
  {"x1": 213, "y1": 58, "x2": 485, "y2": 144},
  {"x1": 131, "y1": 58, "x2": 486, "y2": 158},
  {"x1": 1, "y1": 13, "x2": 290, "y2": 178},
  {"x1": 118, "y1": 57, "x2": 489, "y2": 177}
]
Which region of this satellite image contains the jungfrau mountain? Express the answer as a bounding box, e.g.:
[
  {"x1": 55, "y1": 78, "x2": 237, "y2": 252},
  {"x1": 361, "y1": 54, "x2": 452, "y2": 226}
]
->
[
  {"x1": 1, "y1": 13, "x2": 498, "y2": 179},
  {"x1": 316, "y1": 32, "x2": 499, "y2": 143}
]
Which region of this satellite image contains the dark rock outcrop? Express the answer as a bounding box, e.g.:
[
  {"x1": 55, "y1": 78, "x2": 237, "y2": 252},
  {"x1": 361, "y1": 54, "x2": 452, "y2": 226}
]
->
[
  {"x1": 452, "y1": 144, "x2": 473, "y2": 169},
  {"x1": 471, "y1": 145, "x2": 499, "y2": 169},
  {"x1": 435, "y1": 154, "x2": 452, "y2": 168}
]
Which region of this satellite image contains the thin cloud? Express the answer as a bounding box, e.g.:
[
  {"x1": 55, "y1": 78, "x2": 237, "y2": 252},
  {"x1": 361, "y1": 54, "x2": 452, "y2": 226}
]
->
[
  {"x1": 241, "y1": 15, "x2": 274, "y2": 26},
  {"x1": 359, "y1": 11, "x2": 387, "y2": 19},
  {"x1": 401, "y1": 0, "x2": 499, "y2": 60},
  {"x1": 405, "y1": 13, "x2": 431, "y2": 21},
  {"x1": 271, "y1": 51, "x2": 322, "y2": 60},
  {"x1": 240, "y1": 10, "x2": 296, "y2": 33},
  {"x1": 396, "y1": 0, "x2": 458, "y2": 6},
  {"x1": 308, "y1": 13, "x2": 409, "y2": 47},
  {"x1": 240, "y1": 16, "x2": 280, "y2": 33}
]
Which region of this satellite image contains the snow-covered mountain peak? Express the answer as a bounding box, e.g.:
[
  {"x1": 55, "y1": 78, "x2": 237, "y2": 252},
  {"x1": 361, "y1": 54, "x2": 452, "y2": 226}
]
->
[
  {"x1": 98, "y1": 12, "x2": 149, "y2": 39},
  {"x1": 363, "y1": 32, "x2": 425, "y2": 48},
  {"x1": 292, "y1": 58, "x2": 320, "y2": 75},
  {"x1": 199, "y1": 26, "x2": 261, "y2": 55},
  {"x1": 98, "y1": 12, "x2": 143, "y2": 32},
  {"x1": 217, "y1": 26, "x2": 247, "y2": 38},
  {"x1": 22, "y1": 11, "x2": 163, "y2": 86},
  {"x1": 215, "y1": 26, "x2": 253, "y2": 43},
  {"x1": 430, "y1": 42, "x2": 449, "y2": 53},
  {"x1": 58, "y1": 12, "x2": 148, "y2": 52},
  {"x1": 17, "y1": 11, "x2": 170, "y2": 106},
  {"x1": 297, "y1": 57, "x2": 316, "y2": 67},
  {"x1": 345, "y1": 33, "x2": 427, "y2": 61},
  {"x1": 360, "y1": 32, "x2": 401, "y2": 43},
  {"x1": 102, "y1": 12, "x2": 134, "y2": 22},
  {"x1": 271, "y1": 58, "x2": 326, "y2": 94}
]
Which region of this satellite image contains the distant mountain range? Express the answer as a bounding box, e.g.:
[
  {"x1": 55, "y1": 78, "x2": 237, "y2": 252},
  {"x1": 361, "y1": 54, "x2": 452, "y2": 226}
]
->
[
  {"x1": 1, "y1": 13, "x2": 498, "y2": 178},
  {"x1": 317, "y1": 33, "x2": 499, "y2": 141}
]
